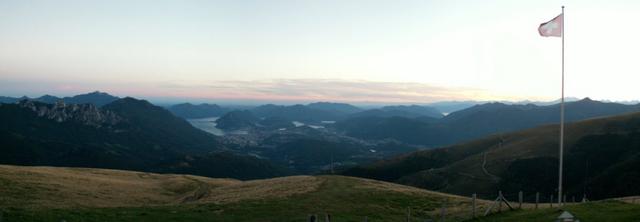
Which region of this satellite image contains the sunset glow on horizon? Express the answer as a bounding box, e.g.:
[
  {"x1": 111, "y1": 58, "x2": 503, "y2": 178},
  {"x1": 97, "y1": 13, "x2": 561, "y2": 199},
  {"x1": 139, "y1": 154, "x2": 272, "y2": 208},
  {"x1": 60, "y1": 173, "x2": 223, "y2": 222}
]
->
[{"x1": 2, "y1": 0, "x2": 640, "y2": 104}]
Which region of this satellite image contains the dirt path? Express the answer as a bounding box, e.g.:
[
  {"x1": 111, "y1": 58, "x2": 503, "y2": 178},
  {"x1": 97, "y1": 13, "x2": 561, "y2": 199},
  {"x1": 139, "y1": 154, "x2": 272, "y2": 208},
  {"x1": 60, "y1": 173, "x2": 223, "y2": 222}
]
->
[
  {"x1": 482, "y1": 151, "x2": 501, "y2": 183},
  {"x1": 180, "y1": 176, "x2": 212, "y2": 203}
]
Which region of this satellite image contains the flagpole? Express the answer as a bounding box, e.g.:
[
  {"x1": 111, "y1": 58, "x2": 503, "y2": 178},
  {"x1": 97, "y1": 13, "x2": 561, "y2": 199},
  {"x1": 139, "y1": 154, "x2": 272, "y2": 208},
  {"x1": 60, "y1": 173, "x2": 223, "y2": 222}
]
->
[{"x1": 558, "y1": 5, "x2": 565, "y2": 206}]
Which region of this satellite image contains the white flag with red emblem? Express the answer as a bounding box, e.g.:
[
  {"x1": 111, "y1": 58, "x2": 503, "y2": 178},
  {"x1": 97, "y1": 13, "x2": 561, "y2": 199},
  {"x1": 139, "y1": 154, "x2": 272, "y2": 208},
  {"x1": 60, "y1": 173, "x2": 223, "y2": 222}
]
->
[{"x1": 538, "y1": 14, "x2": 563, "y2": 37}]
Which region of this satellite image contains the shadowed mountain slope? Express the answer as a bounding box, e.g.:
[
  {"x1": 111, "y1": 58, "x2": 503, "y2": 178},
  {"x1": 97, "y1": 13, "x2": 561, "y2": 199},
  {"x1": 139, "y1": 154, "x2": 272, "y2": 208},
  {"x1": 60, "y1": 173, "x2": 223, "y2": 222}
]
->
[
  {"x1": 0, "y1": 98, "x2": 287, "y2": 179},
  {"x1": 342, "y1": 111, "x2": 640, "y2": 200}
]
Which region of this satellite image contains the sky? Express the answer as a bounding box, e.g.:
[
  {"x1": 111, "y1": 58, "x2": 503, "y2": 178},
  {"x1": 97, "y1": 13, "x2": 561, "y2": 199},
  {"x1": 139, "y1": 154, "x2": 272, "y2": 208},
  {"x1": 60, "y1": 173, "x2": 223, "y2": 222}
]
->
[{"x1": 1, "y1": 0, "x2": 640, "y2": 104}]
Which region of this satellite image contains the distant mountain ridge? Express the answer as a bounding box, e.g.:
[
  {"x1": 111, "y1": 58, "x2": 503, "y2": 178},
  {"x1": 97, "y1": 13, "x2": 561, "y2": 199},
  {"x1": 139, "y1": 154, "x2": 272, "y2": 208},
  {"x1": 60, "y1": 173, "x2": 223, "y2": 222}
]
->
[
  {"x1": 0, "y1": 91, "x2": 119, "y2": 107},
  {"x1": 334, "y1": 98, "x2": 640, "y2": 147},
  {"x1": 212, "y1": 103, "x2": 443, "y2": 130},
  {"x1": 306, "y1": 102, "x2": 362, "y2": 114},
  {"x1": 251, "y1": 104, "x2": 344, "y2": 123},
  {"x1": 168, "y1": 102, "x2": 362, "y2": 120},
  {"x1": 349, "y1": 105, "x2": 443, "y2": 119},
  {"x1": 424, "y1": 98, "x2": 582, "y2": 114},
  {"x1": 63, "y1": 91, "x2": 119, "y2": 106}
]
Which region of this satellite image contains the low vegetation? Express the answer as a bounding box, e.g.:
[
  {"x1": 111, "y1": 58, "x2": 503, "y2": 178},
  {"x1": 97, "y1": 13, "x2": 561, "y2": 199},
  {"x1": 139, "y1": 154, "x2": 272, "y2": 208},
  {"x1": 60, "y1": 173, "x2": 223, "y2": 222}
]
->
[
  {"x1": 468, "y1": 200, "x2": 640, "y2": 222},
  {"x1": 0, "y1": 165, "x2": 489, "y2": 222}
]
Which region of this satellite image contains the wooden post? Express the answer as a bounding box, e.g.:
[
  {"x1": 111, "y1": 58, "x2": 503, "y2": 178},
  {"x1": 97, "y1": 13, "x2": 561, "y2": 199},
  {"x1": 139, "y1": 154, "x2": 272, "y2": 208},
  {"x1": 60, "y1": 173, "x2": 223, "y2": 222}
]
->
[
  {"x1": 472, "y1": 193, "x2": 477, "y2": 218},
  {"x1": 518, "y1": 191, "x2": 523, "y2": 209},
  {"x1": 325, "y1": 213, "x2": 331, "y2": 222},
  {"x1": 406, "y1": 207, "x2": 411, "y2": 222},
  {"x1": 309, "y1": 214, "x2": 317, "y2": 222},
  {"x1": 550, "y1": 195, "x2": 554, "y2": 208},
  {"x1": 535, "y1": 192, "x2": 539, "y2": 209},
  {"x1": 498, "y1": 191, "x2": 503, "y2": 212}
]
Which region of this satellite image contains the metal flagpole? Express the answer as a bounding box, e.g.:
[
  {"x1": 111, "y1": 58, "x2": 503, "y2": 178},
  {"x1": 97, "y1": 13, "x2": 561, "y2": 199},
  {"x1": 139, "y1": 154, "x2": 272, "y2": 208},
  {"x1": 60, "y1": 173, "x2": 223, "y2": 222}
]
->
[{"x1": 558, "y1": 5, "x2": 565, "y2": 206}]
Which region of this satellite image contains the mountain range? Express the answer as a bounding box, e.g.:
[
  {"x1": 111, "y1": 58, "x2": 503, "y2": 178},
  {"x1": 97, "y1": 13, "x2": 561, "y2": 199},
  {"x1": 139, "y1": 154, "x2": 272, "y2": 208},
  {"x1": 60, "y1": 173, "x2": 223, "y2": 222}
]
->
[
  {"x1": 0, "y1": 97, "x2": 288, "y2": 179},
  {"x1": 348, "y1": 105, "x2": 443, "y2": 119},
  {"x1": 3, "y1": 91, "x2": 640, "y2": 197},
  {"x1": 0, "y1": 91, "x2": 120, "y2": 107},
  {"x1": 334, "y1": 98, "x2": 640, "y2": 147},
  {"x1": 210, "y1": 103, "x2": 446, "y2": 131}
]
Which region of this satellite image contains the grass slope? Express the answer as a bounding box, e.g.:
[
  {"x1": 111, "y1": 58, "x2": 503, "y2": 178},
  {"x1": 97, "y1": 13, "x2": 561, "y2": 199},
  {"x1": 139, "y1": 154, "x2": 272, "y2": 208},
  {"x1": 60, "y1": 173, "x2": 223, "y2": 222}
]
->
[
  {"x1": 467, "y1": 201, "x2": 640, "y2": 222},
  {"x1": 0, "y1": 165, "x2": 489, "y2": 222}
]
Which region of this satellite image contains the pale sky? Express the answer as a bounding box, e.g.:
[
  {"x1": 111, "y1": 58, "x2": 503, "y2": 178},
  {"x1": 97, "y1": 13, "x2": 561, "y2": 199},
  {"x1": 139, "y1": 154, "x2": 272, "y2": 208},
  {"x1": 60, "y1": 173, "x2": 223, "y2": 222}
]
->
[{"x1": 1, "y1": 0, "x2": 639, "y2": 104}]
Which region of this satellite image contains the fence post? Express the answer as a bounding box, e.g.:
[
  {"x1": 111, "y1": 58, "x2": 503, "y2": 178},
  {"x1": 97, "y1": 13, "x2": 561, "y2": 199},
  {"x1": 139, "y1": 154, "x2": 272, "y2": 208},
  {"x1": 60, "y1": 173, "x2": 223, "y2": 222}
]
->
[
  {"x1": 498, "y1": 191, "x2": 503, "y2": 212},
  {"x1": 550, "y1": 195, "x2": 554, "y2": 208},
  {"x1": 325, "y1": 213, "x2": 331, "y2": 222},
  {"x1": 518, "y1": 191, "x2": 523, "y2": 209},
  {"x1": 535, "y1": 192, "x2": 539, "y2": 209},
  {"x1": 472, "y1": 193, "x2": 477, "y2": 218},
  {"x1": 406, "y1": 207, "x2": 411, "y2": 222},
  {"x1": 309, "y1": 214, "x2": 317, "y2": 222}
]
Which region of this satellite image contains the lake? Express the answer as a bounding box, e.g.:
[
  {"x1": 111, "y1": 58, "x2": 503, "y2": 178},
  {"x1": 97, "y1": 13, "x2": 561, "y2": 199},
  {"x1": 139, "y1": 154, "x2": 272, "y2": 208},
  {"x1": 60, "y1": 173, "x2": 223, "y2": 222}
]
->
[{"x1": 187, "y1": 117, "x2": 225, "y2": 136}]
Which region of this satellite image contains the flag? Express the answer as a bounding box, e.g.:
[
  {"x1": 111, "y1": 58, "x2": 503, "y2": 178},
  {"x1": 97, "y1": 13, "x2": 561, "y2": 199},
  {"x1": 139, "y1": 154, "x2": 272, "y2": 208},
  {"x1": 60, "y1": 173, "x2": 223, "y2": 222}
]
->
[{"x1": 538, "y1": 14, "x2": 563, "y2": 37}]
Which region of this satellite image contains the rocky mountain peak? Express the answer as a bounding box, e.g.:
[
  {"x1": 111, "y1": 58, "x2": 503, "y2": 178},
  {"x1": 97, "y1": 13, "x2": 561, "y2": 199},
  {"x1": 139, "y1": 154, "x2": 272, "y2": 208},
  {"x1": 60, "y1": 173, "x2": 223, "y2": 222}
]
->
[{"x1": 18, "y1": 100, "x2": 122, "y2": 127}]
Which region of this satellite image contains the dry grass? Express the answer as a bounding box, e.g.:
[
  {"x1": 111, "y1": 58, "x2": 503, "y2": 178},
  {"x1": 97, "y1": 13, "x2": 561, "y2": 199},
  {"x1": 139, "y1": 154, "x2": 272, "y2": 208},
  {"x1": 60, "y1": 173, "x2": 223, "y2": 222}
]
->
[
  {"x1": 613, "y1": 196, "x2": 640, "y2": 204},
  {"x1": 0, "y1": 165, "x2": 240, "y2": 208},
  {"x1": 355, "y1": 175, "x2": 471, "y2": 200},
  {"x1": 0, "y1": 165, "x2": 499, "y2": 221},
  {"x1": 0, "y1": 165, "x2": 327, "y2": 209},
  {"x1": 200, "y1": 175, "x2": 322, "y2": 204}
]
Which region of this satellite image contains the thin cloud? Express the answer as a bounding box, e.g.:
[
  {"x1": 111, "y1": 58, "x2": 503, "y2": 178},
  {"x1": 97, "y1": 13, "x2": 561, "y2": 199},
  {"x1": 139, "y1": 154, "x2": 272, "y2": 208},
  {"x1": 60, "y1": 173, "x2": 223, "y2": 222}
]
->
[
  {"x1": 158, "y1": 79, "x2": 520, "y2": 103},
  {"x1": 0, "y1": 77, "x2": 539, "y2": 103}
]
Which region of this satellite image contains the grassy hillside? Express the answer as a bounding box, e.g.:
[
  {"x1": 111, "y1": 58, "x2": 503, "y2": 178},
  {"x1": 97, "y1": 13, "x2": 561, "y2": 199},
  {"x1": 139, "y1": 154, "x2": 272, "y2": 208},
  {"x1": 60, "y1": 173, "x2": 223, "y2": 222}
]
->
[
  {"x1": 0, "y1": 165, "x2": 490, "y2": 222},
  {"x1": 342, "y1": 112, "x2": 640, "y2": 200},
  {"x1": 468, "y1": 200, "x2": 640, "y2": 222}
]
